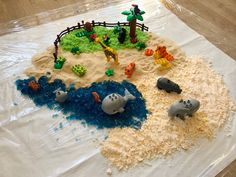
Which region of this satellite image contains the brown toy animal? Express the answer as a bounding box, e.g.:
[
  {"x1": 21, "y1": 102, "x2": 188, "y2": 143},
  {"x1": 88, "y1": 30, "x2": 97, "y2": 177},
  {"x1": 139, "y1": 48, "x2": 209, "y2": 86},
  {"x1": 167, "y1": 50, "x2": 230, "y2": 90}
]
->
[
  {"x1": 28, "y1": 80, "x2": 40, "y2": 91},
  {"x1": 125, "y1": 62, "x2": 135, "y2": 78}
]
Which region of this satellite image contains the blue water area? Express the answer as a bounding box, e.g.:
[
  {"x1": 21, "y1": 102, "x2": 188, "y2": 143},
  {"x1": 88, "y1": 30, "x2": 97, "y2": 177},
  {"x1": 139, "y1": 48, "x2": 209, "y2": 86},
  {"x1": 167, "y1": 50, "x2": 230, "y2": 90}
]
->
[{"x1": 15, "y1": 76, "x2": 148, "y2": 129}]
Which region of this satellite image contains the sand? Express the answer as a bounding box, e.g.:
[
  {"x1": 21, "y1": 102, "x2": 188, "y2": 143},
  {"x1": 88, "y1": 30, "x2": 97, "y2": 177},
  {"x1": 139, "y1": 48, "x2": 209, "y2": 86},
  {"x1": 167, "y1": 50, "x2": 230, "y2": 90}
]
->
[
  {"x1": 25, "y1": 33, "x2": 186, "y2": 88},
  {"x1": 24, "y1": 32, "x2": 236, "y2": 169}
]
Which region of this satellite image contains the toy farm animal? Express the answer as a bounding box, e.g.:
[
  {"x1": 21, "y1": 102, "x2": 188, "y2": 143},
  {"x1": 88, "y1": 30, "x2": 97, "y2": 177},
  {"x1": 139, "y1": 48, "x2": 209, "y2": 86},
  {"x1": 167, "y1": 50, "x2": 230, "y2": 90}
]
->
[{"x1": 125, "y1": 62, "x2": 135, "y2": 78}]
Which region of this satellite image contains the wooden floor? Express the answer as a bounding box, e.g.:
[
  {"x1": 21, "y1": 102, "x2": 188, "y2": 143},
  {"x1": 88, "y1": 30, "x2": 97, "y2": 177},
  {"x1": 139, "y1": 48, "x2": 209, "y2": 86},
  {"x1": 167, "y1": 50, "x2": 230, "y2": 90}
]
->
[{"x1": 0, "y1": 0, "x2": 235, "y2": 176}]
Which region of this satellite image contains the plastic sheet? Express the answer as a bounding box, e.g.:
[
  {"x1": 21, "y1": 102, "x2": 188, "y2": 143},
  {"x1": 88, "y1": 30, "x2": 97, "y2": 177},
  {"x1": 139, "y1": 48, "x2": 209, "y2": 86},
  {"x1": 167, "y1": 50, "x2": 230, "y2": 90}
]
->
[{"x1": 0, "y1": 0, "x2": 236, "y2": 177}]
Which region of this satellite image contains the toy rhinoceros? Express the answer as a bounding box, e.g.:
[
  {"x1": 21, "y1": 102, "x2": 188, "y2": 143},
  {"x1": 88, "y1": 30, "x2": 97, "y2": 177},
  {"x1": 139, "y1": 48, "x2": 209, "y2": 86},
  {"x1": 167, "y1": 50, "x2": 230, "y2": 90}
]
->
[{"x1": 168, "y1": 99, "x2": 200, "y2": 120}]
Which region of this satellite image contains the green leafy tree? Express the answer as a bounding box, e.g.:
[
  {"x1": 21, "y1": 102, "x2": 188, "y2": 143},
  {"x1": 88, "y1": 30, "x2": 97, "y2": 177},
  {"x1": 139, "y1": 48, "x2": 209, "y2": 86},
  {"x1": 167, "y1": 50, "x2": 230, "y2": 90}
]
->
[{"x1": 121, "y1": 5, "x2": 145, "y2": 43}]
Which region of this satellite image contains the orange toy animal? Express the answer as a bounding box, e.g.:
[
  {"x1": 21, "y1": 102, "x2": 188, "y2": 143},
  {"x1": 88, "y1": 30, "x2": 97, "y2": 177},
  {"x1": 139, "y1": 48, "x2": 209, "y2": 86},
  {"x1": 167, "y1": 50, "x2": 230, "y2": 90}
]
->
[
  {"x1": 154, "y1": 46, "x2": 174, "y2": 61},
  {"x1": 92, "y1": 92, "x2": 101, "y2": 103},
  {"x1": 125, "y1": 62, "x2": 135, "y2": 78},
  {"x1": 144, "y1": 48, "x2": 154, "y2": 56},
  {"x1": 28, "y1": 80, "x2": 40, "y2": 91}
]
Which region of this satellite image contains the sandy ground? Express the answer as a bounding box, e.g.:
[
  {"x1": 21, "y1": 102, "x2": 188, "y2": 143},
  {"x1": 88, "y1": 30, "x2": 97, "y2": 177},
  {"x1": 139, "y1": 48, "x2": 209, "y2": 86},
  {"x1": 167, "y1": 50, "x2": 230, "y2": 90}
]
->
[
  {"x1": 25, "y1": 33, "x2": 186, "y2": 87},
  {"x1": 25, "y1": 33, "x2": 236, "y2": 169}
]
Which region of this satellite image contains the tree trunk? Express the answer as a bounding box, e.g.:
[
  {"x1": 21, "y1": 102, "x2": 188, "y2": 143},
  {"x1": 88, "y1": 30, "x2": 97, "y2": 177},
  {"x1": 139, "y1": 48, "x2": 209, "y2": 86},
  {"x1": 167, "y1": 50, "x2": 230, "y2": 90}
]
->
[{"x1": 129, "y1": 19, "x2": 137, "y2": 43}]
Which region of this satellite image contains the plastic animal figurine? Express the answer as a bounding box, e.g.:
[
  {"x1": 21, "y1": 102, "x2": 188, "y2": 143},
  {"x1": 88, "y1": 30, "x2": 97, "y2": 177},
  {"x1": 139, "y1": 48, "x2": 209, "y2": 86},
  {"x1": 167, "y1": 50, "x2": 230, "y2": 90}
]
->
[
  {"x1": 132, "y1": 4, "x2": 141, "y2": 15},
  {"x1": 84, "y1": 22, "x2": 93, "y2": 32},
  {"x1": 71, "y1": 64, "x2": 87, "y2": 76},
  {"x1": 157, "y1": 77, "x2": 182, "y2": 94},
  {"x1": 154, "y1": 58, "x2": 171, "y2": 70},
  {"x1": 144, "y1": 48, "x2": 153, "y2": 56},
  {"x1": 103, "y1": 34, "x2": 110, "y2": 45},
  {"x1": 168, "y1": 99, "x2": 200, "y2": 120},
  {"x1": 28, "y1": 80, "x2": 40, "y2": 91},
  {"x1": 55, "y1": 90, "x2": 68, "y2": 103},
  {"x1": 95, "y1": 37, "x2": 119, "y2": 64},
  {"x1": 154, "y1": 46, "x2": 174, "y2": 61},
  {"x1": 101, "y1": 89, "x2": 135, "y2": 115},
  {"x1": 118, "y1": 28, "x2": 126, "y2": 44},
  {"x1": 125, "y1": 62, "x2": 135, "y2": 78},
  {"x1": 92, "y1": 92, "x2": 101, "y2": 103}
]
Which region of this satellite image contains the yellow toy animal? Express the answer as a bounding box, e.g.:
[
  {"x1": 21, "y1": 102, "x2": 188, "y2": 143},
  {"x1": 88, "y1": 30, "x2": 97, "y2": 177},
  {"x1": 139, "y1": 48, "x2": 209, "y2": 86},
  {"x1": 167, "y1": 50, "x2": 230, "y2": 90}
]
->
[
  {"x1": 95, "y1": 37, "x2": 119, "y2": 64},
  {"x1": 153, "y1": 46, "x2": 173, "y2": 70},
  {"x1": 154, "y1": 58, "x2": 171, "y2": 70}
]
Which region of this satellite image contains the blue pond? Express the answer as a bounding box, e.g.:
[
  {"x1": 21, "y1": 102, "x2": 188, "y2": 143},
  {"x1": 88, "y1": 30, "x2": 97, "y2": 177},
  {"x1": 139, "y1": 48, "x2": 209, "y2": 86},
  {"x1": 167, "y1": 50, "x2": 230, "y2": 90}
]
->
[{"x1": 15, "y1": 76, "x2": 148, "y2": 129}]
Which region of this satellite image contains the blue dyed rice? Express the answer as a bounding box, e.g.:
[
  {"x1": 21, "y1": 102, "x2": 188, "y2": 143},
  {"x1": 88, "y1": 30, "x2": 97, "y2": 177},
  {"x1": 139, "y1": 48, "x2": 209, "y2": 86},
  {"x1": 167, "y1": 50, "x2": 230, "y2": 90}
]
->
[{"x1": 15, "y1": 76, "x2": 149, "y2": 129}]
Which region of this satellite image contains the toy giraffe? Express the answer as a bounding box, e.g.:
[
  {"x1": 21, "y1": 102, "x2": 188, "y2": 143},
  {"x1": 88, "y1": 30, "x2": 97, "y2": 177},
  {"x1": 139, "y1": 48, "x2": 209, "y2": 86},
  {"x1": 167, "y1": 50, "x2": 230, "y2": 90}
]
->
[{"x1": 95, "y1": 37, "x2": 119, "y2": 64}]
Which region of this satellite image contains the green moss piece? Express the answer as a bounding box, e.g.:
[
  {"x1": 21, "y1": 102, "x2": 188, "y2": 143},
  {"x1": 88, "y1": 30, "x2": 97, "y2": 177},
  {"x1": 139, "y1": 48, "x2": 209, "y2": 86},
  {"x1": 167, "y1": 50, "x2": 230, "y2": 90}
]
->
[
  {"x1": 135, "y1": 42, "x2": 146, "y2": 50},
  {"x1": 71, "y1": 47, "x2": 80, "y2": 54},
  {"x1": 105, "y1": 68, "x2": 114, "y2": 77},
  {"x1": 71, "y1": 64, "x2": 87, "y2": 76},
  {"x1": 113, "y1": 25, "x2": 121, "y2": 34},
  {"x1": 60, "y1": 26, "x2": 149, "y2": 54}
]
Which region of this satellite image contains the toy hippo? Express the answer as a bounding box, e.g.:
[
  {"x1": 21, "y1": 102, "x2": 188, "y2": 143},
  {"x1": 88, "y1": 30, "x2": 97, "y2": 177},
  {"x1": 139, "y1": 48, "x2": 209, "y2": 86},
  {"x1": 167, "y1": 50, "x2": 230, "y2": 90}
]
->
[
  {"x1": 168, "y1": 99, "x2": 200, "y2": 120},
  {"x1": 118, "y1": 28, "x2": 126, "y2": 44},
  {"x1": 101, "y1": 89, "x2": 135, "y2": 115},
  {"x1": 55, "y1": 90, "x2": 68, "y2": 103},
  {"x1": 157, "y1": 77, "x2": 182, "y2": 94}
]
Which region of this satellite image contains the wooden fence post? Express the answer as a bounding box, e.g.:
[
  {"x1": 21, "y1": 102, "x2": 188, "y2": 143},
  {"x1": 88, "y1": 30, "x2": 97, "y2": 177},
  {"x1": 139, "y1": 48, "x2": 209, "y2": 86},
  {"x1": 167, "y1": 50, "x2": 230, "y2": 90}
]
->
[
  {"x1": 117, "y1": 21, "x2": 120, "y2": 26},
  {"x1": 103, "y1": 21, "x2": 106, "y2": 27},
  {"x1": 57, "y1": 35, "x2": 60, "y2": 42},
  {"x1": 92, "y1": 20, "x2": 95, "y2": 27},
  {"x1": 67, "y1": 27, "x2": 70, "y2": 33},
  {"x1": 82, "y1": 20, "x2": 84, "y2": 25},
  {"x1": 77, "y1": 22, "x2": 80, "y2": 28},
  {"x1": 141, "y1": 24, "x2": 144, "y2": 31},
  {"x1": 53, "y1": 53, "x2": 57, "y2": 61}
]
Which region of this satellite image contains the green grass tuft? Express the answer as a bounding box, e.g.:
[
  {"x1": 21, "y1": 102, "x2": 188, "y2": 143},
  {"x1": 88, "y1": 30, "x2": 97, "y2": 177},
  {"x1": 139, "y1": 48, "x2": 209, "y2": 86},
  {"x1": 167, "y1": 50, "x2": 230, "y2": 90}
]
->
[{"x1": 59, "y1": 26, "x2": 149, "y2": 53}]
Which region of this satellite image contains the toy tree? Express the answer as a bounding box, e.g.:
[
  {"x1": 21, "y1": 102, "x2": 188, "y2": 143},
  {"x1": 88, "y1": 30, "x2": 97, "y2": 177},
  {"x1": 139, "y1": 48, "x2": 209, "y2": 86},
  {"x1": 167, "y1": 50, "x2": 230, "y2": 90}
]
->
[{"x1": 121, "y1": 4, "x2": 145, "y2": 43}]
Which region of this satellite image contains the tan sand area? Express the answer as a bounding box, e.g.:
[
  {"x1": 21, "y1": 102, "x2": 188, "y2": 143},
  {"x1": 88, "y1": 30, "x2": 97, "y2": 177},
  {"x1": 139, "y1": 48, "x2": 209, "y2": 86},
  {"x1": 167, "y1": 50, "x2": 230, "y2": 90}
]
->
[{"x1": 25, "y1": 33, "x2": 236, "y2": 169}]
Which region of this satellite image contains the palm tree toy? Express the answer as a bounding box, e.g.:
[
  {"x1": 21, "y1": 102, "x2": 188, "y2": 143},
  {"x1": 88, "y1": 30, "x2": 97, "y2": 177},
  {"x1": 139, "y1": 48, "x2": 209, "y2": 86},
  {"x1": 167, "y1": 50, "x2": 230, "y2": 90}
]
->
[{"x1": 121, "y1": 4, "x2": 145, "y2": 43}]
